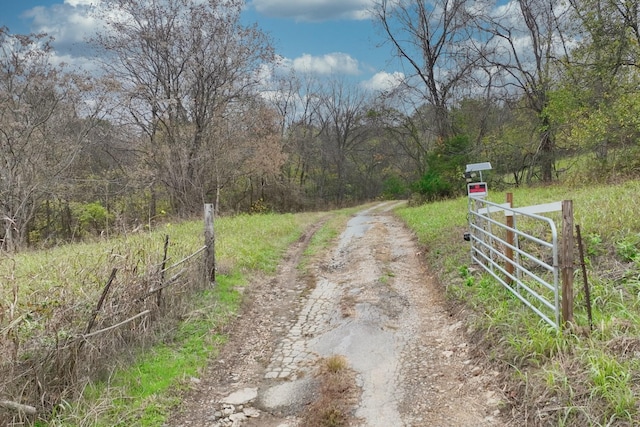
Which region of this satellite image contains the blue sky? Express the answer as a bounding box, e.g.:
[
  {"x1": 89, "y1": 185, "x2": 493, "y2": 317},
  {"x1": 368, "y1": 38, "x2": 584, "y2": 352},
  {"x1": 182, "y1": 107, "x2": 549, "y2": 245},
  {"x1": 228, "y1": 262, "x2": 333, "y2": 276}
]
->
[{"x1": 1, "y1": 0, "x2": 404, "y2": 91}]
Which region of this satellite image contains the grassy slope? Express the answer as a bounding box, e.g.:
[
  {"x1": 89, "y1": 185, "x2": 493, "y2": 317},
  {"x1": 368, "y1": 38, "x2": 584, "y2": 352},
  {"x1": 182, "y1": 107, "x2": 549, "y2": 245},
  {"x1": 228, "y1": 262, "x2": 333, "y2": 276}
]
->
[{"x1": 397, "y1": 180, "x2": 640, "y2": 426}]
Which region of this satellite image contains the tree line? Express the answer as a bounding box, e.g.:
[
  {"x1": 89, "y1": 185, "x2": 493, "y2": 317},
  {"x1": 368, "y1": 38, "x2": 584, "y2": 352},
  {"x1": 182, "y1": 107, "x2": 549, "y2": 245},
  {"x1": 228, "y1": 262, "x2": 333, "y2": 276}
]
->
[{"x1": 1, "y1": 0, "x2": 640, "y2": 250}]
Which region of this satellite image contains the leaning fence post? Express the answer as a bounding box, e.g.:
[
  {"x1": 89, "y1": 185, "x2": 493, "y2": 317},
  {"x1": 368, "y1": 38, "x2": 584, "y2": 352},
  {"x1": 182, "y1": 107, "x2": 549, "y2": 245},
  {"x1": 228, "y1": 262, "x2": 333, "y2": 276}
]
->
[
  {"x1": 561, "y1": 200, "x2": 574, "y2": 327},
  {"x1": 204, "y1": 204, "x2": 216, "y2": 284},
  {"x1": 157, "y1": 235, "x2": 169, "y2": 307}
]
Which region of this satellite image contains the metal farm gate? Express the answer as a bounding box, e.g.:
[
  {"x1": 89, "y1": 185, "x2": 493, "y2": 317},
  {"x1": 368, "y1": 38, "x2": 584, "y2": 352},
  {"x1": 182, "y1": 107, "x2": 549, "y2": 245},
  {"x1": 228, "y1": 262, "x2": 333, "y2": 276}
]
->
[{"x1": 467, "y1": 195, "x2": 573, "y2": 329}]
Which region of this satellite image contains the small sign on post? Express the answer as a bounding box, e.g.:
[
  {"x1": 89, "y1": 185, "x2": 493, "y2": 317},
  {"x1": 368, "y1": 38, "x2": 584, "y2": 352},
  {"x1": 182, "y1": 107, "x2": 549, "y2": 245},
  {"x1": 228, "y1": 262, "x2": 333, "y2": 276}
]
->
[
  {"x1": 465, "y1": 162, "x2": 492, "y2": 198},
  {"x1": 467, "y1": 182, "x2": 488, "y2": 198}
]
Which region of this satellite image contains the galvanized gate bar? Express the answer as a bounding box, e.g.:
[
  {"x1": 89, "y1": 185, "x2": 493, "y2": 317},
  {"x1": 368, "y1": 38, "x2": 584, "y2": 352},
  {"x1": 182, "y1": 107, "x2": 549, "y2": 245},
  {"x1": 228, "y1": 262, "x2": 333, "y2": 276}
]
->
[{"x1": 468, "y1": 195, "x2": 560, "y2": 328}]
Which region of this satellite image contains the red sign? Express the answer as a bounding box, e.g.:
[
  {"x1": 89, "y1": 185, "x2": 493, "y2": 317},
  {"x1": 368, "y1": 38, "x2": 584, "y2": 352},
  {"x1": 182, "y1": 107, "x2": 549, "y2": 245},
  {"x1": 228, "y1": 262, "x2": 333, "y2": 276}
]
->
[{"x1": 468, "y1": 182, "x2": 488, "y2": 197}]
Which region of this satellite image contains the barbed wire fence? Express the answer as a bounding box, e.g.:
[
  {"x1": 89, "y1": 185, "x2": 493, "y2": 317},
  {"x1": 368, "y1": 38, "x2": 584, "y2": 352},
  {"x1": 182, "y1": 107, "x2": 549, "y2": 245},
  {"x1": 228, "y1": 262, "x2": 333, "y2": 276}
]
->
[{"x1": 0, "y1": 204, "x2": 216, "y2": 425}]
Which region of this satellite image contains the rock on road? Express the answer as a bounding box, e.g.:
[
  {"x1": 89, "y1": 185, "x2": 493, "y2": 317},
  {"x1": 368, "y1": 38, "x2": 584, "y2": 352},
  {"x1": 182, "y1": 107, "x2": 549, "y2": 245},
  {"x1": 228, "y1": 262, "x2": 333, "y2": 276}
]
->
[{"x1": 169, "y1": 202, "x2": 505, "y2": 427}]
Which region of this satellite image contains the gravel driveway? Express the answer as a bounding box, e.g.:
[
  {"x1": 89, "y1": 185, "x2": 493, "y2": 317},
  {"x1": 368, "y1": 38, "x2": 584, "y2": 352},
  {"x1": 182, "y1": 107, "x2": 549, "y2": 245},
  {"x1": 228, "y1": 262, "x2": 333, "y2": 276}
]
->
[{"x1": 168, "y1": 202, "x2": 505, "y2": 427}]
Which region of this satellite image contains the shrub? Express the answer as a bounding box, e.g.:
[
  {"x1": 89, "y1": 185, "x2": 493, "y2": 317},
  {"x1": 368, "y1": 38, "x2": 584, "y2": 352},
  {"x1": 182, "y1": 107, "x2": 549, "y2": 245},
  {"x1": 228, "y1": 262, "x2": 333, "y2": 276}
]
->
[{"x1": 73, "y1": 202, "x2": 113, "y2": 236}]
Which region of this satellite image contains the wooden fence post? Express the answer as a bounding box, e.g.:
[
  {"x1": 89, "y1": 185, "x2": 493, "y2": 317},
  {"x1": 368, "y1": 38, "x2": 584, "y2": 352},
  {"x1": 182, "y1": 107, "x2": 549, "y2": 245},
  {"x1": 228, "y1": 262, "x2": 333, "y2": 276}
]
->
[
  {"x1": 204, "y1": 204, "x2": 215, "y2": 284},
  {"x1": 561, "y1": 200, "x2": 574, "y2": 327},
  {"x1": 505, "y1": 193, "x2": 514, "y2": 284}
]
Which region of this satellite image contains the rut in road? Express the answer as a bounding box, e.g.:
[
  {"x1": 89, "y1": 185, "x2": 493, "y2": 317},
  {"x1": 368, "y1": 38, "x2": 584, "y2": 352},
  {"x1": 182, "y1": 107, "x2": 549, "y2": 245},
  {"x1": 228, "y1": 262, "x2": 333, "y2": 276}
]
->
[{"x1": 169, "y1": 202, "x2": 506, "y2": 427}]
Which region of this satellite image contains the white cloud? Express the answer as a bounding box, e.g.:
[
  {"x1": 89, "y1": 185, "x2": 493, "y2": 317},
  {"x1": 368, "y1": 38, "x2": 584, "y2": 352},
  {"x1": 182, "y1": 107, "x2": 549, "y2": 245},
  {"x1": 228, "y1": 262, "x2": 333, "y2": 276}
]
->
[
  {"x1": 287, "y1": 52, "x2": 361, "y2": 75},
  {"x1": 64, "y1": 0, "x2": 98, "y2": 6},
  {"x1": 25, "y1": 2, "x2": 100, "y2": 47},
  {"x1": 361, "y1": 71, "x2": 404, "y2": 92},
  {"x1": 250, "y1": 0, "x2": 375, "y2": 22}
]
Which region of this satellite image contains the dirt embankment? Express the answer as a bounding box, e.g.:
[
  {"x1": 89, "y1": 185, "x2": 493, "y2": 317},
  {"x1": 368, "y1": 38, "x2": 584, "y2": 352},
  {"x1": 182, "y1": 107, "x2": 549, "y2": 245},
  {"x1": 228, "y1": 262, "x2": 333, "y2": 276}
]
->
[{"x1": 168, "y1": 202, "x2": 509, "y2": 427}]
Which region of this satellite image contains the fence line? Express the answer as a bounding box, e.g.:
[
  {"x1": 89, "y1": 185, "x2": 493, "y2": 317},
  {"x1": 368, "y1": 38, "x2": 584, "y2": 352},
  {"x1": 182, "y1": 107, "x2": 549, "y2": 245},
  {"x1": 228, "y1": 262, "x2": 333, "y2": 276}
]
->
[
  {"x1": 81, "y1": 310, "x2": 151, "y2": 340},
  {"x1": 161, "y1": 245, "x2": 207, "y2": 274},
  {"x1": 0, "y1": 207, "x2": 216, "y2": 424}
]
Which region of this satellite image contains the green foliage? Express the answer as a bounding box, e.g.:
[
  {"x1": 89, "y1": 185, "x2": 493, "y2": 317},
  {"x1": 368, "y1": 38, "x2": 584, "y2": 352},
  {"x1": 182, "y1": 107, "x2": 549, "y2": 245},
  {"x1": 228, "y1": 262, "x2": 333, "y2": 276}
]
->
[
  {"x1": 413, "y1": 135, "x2": 471, "y2": 200},
  {"x1": 615, "y1": 233, "x2": 640, "y2": 262},
  {"x1": 546, "y1": 65, "x2": 640, "y2": 181},
  {"x1": 381, "y1": 175, "x2": 407, "y2": 199},
  {"x1": 249, "y1": 198, "x2": 270, "y2": 214},
  {"x1": 413, "y1": 168, "x2": 454, "y2": 200},
  {"x1": 27, "y1": 190, "x2": 169, "y2": 246},
  {"x1": 73, "y1": 201, "x2": 112, "y2": 235},
  {"x1": 483, "y1": 106, "x2": 538, "y2": 186},
  {"x1": 585, "y1": 233, "x2": 604, "y2": 257},
  {"x1": 458, "y1": 265, "x2": 474, "y2": 287}
]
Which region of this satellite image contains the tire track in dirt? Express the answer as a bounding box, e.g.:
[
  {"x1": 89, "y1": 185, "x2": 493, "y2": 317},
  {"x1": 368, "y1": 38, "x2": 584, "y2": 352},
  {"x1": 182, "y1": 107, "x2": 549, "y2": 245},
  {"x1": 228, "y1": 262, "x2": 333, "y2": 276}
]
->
[{"x1": 169, "y1": 202, "x2": 505, "y2": 427}]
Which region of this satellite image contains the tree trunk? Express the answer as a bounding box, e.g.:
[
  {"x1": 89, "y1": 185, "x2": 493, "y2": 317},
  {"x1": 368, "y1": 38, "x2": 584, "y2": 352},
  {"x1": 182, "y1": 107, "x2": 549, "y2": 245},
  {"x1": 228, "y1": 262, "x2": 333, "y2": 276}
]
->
[{"x1": 539, "y1": 116, "x2": 554, "y2": 183}]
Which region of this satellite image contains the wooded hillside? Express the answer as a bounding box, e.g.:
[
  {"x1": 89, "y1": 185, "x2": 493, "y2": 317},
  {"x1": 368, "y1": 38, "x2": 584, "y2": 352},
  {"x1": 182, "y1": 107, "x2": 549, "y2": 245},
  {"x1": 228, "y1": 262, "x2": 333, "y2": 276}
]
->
[{"x1": 2, "y1": 0, "x2": 640, "y2": 250}]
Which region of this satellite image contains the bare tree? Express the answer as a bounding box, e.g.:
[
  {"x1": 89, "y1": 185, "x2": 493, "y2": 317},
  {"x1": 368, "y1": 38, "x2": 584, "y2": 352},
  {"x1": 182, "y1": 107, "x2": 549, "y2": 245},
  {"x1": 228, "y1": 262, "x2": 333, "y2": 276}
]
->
[
  {"x1": 379, "y1": 96, "x2": 439, "y2": 178},
  {"x1": 611, "y1": 0, "x2": 640, "y2": 66},
  {"x1": 0, "y1": 28, "x2": 104, "y2": 250},
  {"x1": 208, "y1": 98, "x2": 286, "y2": 212},
  {"x1": 315, "y1": 79, "x2": 371, "y2": 205},
  {"x1": 266, "y1": 72, "x2": 310, "y2": 189},
  {"x1": 93, "y1": 0, "x2": 274, "y2": 216},
  {"x1": 481, "y1": 0, "x2": 569, "y2": 182},
  {"x1": 265, "y1": 71, "x2": 330, "y2": 208},
  {"x1": 373, "y1": 0, "x2": 484, "y2": 142}
]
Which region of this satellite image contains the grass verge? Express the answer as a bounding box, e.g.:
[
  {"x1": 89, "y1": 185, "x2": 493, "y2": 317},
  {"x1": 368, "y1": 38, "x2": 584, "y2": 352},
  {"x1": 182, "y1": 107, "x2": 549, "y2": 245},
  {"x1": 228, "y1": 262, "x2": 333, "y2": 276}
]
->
[
  {"x1": 396, "y1": 179, "x2": 640, "y2": 425},
  {"x1": 2, "y1": 211, "x2": 325, "y2": 426}
]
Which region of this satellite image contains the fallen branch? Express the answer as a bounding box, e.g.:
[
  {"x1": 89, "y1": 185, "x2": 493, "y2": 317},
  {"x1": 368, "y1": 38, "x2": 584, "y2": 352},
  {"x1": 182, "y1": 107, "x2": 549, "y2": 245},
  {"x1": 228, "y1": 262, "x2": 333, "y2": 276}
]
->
[
  {"x1": 85, "y1": 268, "x2": 118, "y2": 335},
  {"x1": 0, "y1": 313, "x2": 28, "y2": 335},
  {"x1": 81, "y1": 310, "x2": 151, "y2": 340},
  {"x1": 0, "y1": 399, "x2": 37, "y2": 415}
]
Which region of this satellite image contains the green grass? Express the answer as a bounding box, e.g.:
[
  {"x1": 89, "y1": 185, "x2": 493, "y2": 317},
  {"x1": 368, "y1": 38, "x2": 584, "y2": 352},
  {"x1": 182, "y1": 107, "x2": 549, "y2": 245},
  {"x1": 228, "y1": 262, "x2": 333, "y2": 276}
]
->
[
  {"x1": 396, "y1": 178, "x2": 640, "y2": 425},
  {"x1": 585, "y1": 349, "x2": 635, "y2": 419},
  {"x1": 0, "y1": 213, "x2": 321, "y2": 304},
  {"x1": 216, "y1": 213, "x2": 311, "y2": 272},
  {"x1": 51, "y1": 278, "x2": 237, "y2": 427},
  {"x1": 11, "y1": 180, "x2": 640, "y2": 426},
  {"x1": 5, "y1": 211, "x2": 325, "y2": 426}
]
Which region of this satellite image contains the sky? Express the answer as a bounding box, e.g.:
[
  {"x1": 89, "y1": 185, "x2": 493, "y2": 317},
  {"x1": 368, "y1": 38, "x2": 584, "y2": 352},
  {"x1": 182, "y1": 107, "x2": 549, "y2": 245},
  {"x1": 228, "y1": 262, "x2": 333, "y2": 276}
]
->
[{"x1": 0, "y1": 0, "x2": 405, "y2": 92}]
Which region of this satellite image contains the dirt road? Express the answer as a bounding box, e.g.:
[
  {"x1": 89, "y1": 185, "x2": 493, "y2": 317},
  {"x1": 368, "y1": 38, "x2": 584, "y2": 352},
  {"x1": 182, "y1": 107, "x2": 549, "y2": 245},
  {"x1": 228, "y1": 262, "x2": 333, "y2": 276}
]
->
[{"x1": 169, "y1": 202, "x2": 505, "y2": 426}]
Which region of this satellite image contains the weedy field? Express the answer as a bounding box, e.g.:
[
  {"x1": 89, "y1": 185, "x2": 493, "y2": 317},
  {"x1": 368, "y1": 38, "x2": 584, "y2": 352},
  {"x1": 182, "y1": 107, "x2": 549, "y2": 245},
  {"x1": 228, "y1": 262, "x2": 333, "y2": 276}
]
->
[{"x1": 2, "y1": 179, "x2": 640, "y2": 426}]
